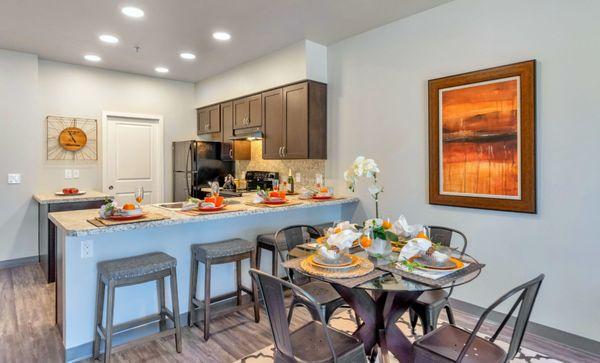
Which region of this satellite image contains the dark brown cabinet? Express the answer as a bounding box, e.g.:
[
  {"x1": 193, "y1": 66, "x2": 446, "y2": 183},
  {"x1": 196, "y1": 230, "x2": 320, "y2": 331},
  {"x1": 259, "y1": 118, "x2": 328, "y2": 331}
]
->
[
  {"x1": 197, "y1": 104, "x2": 220, "y2": 134},
  {"x1": 262, "y1": 81, "x2": 326, "y2": 159},
  {"x1": 221, "y1": 101, "x2": 250, "y2": 160},
  {"x1": 233, "y1": 94, "x2": 262, "y2": 130}
]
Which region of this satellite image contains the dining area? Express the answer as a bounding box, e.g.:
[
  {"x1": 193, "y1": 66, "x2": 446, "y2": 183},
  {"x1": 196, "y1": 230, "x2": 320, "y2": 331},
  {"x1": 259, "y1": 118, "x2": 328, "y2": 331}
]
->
[{"x1": 245, "y1": 216, "x2": 543, "y2": 363}]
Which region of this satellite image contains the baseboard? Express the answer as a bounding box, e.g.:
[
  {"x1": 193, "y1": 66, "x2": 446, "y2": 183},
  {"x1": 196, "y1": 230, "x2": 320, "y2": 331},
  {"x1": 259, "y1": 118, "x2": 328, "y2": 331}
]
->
[
  {"x1": 0, "y1": 256, "x2": 38, "y2": 270},
  {"x1": 450, "y1": 298, "x2": 600, "y2": 357}
]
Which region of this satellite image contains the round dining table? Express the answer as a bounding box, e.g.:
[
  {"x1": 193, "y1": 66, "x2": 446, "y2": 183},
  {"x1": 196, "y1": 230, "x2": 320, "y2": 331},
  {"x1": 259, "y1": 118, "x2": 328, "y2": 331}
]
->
[{"x1": 286, "y1": 248, "x2": 482, "y2": 362}]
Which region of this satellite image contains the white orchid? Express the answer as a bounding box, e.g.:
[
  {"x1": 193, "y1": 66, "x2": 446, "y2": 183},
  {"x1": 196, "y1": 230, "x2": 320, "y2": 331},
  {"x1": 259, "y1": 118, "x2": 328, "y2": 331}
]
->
[{"x1": 344, "y1": 156, "x2": 383, "y2": 218}]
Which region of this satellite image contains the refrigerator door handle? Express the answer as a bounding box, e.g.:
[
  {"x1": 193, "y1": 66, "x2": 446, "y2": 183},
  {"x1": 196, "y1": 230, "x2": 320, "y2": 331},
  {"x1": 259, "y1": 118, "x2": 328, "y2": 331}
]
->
[{"x1": 186, "y1": 144, "x2": 192, "y2": 197}]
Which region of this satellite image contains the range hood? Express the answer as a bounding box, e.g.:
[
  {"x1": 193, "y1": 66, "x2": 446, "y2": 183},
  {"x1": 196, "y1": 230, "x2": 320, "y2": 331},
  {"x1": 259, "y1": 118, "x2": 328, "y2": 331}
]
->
[{"x1": 229, "y1": 127, "x2": 263, "y2": 140}]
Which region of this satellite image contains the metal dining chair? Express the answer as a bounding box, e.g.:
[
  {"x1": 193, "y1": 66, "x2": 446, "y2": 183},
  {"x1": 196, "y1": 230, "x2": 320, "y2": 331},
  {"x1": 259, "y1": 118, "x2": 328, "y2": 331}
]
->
[
  {"x1": 250, "y1": 268, "x2": 368, "y2": 363},
  {"x1": 409, "y1": 226, "x2": 468, "y2": 335},
  {"x1": 274, "y1": 225, "x2": 347, "y2": 323},
  {"x1": 410, "y1": 274, "x2": 545, "y2": 363}
]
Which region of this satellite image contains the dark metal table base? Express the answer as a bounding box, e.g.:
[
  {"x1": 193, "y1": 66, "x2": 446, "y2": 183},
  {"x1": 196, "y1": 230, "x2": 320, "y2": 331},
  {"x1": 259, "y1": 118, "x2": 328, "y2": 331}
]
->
[{"x1": 333, "y1": 285, "x2": 422, "y2": 362}]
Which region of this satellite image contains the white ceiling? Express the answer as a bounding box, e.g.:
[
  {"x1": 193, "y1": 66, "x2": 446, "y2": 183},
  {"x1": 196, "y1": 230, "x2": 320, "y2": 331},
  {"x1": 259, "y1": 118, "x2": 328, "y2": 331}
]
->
[{"x1": 0, "y1": 0, "x2": 451, "y2": 82}]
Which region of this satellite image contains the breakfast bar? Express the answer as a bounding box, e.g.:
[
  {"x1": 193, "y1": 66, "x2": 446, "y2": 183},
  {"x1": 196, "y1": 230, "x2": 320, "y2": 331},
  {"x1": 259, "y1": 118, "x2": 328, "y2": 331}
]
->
[{"x1": 48, "y1": 196, "x2": 359, "y2": 362}]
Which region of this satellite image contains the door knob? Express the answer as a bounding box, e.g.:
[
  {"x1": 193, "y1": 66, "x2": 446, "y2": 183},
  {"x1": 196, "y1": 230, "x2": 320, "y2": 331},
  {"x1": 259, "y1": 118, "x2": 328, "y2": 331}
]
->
[{"x1": 108, "y1": 185, "x2": 114, "y2": 190}]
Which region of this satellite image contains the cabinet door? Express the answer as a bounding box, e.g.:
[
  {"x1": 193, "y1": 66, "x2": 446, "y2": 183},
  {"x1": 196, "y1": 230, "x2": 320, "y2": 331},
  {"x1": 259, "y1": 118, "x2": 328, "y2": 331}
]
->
[
  {"x1": 283, "y1": 83, "x2": 309, "y2": 158},
  {"x1": 221, "y1": 102, "x2": 234, "y2": 160},
  {"x1": 197, "y1": 108, "x2": 209, "y2": 134},
  {"x1": 233, "y1": 98, "x2": 249, "y2": 130},
  {"x1": 262, "y1": 88, "x2": 284, "y2": 159},
  {"x1": 247, "y1": 94, "x2": 262, "y2": 128},
  {"x1": 208, "y1": 105, "x2": 220, "y2": 133}
]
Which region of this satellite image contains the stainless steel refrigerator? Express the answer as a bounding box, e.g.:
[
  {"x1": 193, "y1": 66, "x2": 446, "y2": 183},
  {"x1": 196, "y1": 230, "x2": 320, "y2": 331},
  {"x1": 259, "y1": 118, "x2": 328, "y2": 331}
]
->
[{"x1": 172, "y1": 141, "x2": 235, "y2": 202}]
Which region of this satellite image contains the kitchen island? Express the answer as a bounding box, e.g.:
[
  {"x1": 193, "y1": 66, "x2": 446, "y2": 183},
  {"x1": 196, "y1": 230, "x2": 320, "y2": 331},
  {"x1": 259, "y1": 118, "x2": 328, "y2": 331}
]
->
[{"x1": 48, "y1": 195, "x2": 359, "y2": 362}]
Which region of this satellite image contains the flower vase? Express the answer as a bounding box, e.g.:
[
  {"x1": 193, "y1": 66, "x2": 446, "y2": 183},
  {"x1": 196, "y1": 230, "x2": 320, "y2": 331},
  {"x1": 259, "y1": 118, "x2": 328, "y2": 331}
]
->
[{"x1": 365, "y1": 237, "x2": 392, "y2": 258}]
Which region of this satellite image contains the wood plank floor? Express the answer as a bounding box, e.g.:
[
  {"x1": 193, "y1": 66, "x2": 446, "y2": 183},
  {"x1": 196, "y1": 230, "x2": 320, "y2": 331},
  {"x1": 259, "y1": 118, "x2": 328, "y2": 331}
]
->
[{"x1": 0, "y1": 264, "x2": 598, "y2": 362}]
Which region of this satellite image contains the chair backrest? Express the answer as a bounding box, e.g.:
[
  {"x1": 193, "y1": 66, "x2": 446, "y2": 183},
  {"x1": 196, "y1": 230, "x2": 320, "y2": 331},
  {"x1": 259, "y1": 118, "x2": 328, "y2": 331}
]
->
[
  {"x1": 249, "y1": 268, "x2": 337, "y2": 361},
  {"x1": 457, "y1": 274, "x2": 545, "y2": 362},
  {"x1": 425, "y1": 225, "x2": 468, "y2": 255},
  {"x1": 274, "y1": 225, "x2": 322, "y2": 283}
]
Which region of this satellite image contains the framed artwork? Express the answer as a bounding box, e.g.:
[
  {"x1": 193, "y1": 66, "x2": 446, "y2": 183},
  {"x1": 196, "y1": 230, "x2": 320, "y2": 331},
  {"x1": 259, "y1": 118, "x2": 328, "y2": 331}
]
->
[
  {"x1": 428, "y1": 60, "x2": 536, "y2": 213},
  {"x1": 47, "y1": 116, "x2": 98, "y2": 160}
]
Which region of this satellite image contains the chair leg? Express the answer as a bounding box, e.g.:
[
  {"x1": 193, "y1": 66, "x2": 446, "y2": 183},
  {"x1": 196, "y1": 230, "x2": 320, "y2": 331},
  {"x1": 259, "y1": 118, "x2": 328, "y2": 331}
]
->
[
  {"x1": 287, "y1": 302, "x2": 296, "y2": 324},
  {"x1": 169, "y1": 267, "x2": 182, "y2": 353},
  {"x1": 255, "y1": 245, "x2": 262, "y2": 270},
  {"x1": 92, "y1": 274, "x2": 105, "y2": 360},
  {"x1": 203, "y1": 260, "x2": 211, "y2": 341},
  {"x1": 424, "y1": 307, "x2": 442, "y2": 334},
  {"x1": 250, "y1": 250, "x2": 260, "y2": 323},
  {"x1": 188, "y1": 254, "x2": 198, "y2": 327},
  {"x1": 409, "y1": 308, "x2": 418, "y2": 334},
  {"x1": 157, "y1": 277, "x2": 166, "y2": 331},
  {"x1": 445, "y1": 304, "x2": 456, "y2": 325},
  {"x1": 236, "y1": 259, "x2": 242, "y2": 306},
  {"x1": 271, "y1": 247, "x2": 279, "y2": 277},
  {"x1": 103, "y1": 281, "x2": 116, "y2": 363}
]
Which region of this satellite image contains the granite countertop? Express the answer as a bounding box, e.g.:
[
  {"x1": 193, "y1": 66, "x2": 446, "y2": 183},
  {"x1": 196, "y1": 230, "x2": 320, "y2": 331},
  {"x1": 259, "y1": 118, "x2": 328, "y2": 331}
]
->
[
  {"x1": 48, "y1": 195, "x2": 359, "y2": 237},
  {"x1": 34, "y1": 190, "x2": 113, "y2": 204}
]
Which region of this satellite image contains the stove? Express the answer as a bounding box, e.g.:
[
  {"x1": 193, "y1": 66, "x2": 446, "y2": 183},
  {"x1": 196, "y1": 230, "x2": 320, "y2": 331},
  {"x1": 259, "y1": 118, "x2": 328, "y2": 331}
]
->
[{"x1": 245, "y1": 170, "x2": 279, "y2": 191}]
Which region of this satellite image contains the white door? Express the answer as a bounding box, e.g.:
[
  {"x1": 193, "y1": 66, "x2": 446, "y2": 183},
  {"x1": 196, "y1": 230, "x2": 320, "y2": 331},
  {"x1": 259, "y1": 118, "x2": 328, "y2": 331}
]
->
[{"x1": 102, "y1": 112, "x2": 163, "y2": 205}]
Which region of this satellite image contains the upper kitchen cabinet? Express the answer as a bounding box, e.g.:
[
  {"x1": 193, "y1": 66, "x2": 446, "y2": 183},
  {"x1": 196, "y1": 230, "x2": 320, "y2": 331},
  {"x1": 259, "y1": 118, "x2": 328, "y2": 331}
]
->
[
  {"x1": 197, "y1": 104, "x2": 220, "y2": 134},
  {"x1": 221, "y1": 101, "x2": 251, "y2": 160},
  {"x1": 263, "y1": 81, "x2": 327, "y2": 159},
  {"x1": 233, "y1": 94, "x2": 262, "y2": 130}
]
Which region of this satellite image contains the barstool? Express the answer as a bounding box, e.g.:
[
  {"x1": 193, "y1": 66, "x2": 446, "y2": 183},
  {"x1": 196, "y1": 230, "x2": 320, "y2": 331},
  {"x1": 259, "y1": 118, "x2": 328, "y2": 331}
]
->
[
  {"x1": 93, "y1": 252, "x2": 182, "y2": 363},
  {"x1": 256, "y1": 222, "x2": 333, "y2": 275},
  {"x1": 188, "y1": 238, "x2": 260, "y2": 341}
]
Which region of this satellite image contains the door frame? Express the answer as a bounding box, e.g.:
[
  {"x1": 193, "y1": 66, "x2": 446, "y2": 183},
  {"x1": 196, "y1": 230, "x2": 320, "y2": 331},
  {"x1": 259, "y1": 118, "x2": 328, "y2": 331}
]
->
[{"x1": 101, "y1": 111, "x2": 164, "y2": 202}]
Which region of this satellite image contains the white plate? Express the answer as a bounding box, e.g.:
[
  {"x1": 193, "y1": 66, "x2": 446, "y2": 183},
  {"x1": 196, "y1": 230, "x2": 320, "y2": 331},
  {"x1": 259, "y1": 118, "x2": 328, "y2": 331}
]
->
[{"x1": 54, "y1": 191, "x2": 87, "y2": 196}]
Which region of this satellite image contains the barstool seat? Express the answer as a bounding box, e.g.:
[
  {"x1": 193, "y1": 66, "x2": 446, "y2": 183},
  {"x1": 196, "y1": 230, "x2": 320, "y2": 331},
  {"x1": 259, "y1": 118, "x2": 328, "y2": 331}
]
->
[
  {"x1": 98, "y1": 252, "x2": 176, "y2": 282},
  {"x1": 189, "y1": 238, "x2": 260, "y2": 341},
  {"x1": 192, "y1": 239, "x2": 255, "y2": 260},
  {"x1": 93, "y1": 252, "x2": 182, "y2": 363}
]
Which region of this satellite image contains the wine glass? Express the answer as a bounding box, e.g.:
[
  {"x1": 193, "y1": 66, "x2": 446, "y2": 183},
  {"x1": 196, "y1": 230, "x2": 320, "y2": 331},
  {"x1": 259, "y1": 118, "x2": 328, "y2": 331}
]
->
[
  {"x1": 134, "y1": 186, "x2": 144, "y2": 208},
  {"x1": 272, "y1": 179, "x2": 280, "y2": 191},
  {"x1": 210, "y1": 181, "x2": 220, "y2": 197}
]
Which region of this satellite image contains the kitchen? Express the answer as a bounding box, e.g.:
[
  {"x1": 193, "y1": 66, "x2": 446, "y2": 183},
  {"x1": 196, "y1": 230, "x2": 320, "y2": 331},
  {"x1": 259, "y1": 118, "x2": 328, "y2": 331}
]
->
[{"x1": 1, "y1": 1, "x2": 599, "y2": 363}]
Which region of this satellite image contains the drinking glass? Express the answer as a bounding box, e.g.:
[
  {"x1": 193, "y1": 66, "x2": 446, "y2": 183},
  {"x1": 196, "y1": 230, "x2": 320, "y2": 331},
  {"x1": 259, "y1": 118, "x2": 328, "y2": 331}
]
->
[
  {"x1": 134, "y1": 186, "x2": 144, "y2": 207},
  {"x1": 272, "y1": 179, "x2": 280, "y2": 191},
  {"x1": 210, "y1": 181, "x2": 220, "y2": 197}
]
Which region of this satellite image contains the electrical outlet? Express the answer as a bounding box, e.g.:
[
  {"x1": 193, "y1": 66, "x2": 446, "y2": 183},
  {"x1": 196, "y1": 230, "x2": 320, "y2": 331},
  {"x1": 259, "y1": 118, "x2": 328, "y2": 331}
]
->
[
  {"x1": 81, "y1": 240, "x2": 93, "y2": 258},
  {"x1": 64, "y1": 169, "x2": 72, "y2": 179},
  {"x1": 72, "y1": 169, "x2": 80, "y2": 178},
  {"x1": 295, "y1": 173, "x2": 302, "y2": 183},
  {"x1": 7, "y1": 173, "x2": 21, "y2": 184}
]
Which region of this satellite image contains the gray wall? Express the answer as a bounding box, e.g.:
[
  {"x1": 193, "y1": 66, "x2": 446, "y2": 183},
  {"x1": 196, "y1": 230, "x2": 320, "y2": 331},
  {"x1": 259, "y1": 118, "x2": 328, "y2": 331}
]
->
[
  {"x1": 327, "y1": 0, "x2": 600, "y2": 341},
  {"x1": 0, "y1": 52, "x2": 196, "y2": 263},
  {"x1": 0, "y1": 50, "x2": 41, "y2": 262}
]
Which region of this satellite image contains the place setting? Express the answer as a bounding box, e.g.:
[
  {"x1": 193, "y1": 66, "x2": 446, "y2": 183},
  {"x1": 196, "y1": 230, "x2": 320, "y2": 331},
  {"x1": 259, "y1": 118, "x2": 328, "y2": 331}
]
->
[
  {"x1": 88, "y1": 187, "x2": 168, "y2": 227},
  {"x1": 245, "y1": 187, "x2": 303, "y2": 208}
]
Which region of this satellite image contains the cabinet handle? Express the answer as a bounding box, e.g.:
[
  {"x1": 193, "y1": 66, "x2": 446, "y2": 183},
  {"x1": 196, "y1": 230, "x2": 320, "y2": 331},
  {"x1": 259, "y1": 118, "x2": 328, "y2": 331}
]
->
[
  {"x1": 229, "y1": 149, "x2": 233, "y2": 159},
  {"x1": 283, "y1": 145, "x2": 286, "y2": 157},
  {"x1": 278, "y1": 146, "x2": 283, "y2": 157}
]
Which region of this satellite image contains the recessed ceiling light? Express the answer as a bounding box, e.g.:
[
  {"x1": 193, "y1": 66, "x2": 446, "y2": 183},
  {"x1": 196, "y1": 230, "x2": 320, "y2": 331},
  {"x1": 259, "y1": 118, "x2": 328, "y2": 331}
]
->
[
  {"x1": 99, "y1": 34, "x2": 119, "y2": 44},
  {"x1": 84, "y1": 54, "x2": 101, "y2": 62},
  {"x1": 212, "y1": 32, "x2": 231, "y2": 41},
  {"x1": 121, "y1": 6, "x2": 144, "y2": 18},
  {"x1": 180, "y1": 52, "x2": 196, "y2": 60},
  {"x1": 155, "y1": 66, "x2": 169, "y2": 73}
]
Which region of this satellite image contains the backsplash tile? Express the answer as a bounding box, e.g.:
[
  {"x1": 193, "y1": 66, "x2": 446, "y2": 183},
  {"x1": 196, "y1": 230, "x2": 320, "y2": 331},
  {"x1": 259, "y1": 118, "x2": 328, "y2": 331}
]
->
[{"x1": 235, "y1": 140, "x2": 325, "y2": 187}]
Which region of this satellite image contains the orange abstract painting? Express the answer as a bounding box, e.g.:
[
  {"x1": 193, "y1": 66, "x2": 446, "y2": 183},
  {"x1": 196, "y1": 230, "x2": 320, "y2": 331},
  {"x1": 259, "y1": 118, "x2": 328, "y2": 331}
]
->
[{"x1": 440, "y1": 77, "x2": 520, "y2": 199}]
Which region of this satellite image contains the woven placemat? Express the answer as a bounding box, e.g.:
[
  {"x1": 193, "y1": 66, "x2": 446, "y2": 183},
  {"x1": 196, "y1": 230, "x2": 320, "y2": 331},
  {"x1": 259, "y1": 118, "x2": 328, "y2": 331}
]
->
[
  {"x1": 88, "y1": 212, "x2": 168, "y2": 227},
  {"x1": 283, "y1": 257, "x2": 387, "y2": 288},
  {"x1": 177, "y1": 203, "x2": 249, "y2": 216},
  {"x1": 378, "y1": 261, "x2": 485, "y2": 288},
  {"x1": 244, "y1": 200, "x2": 304, "y2": 208}
]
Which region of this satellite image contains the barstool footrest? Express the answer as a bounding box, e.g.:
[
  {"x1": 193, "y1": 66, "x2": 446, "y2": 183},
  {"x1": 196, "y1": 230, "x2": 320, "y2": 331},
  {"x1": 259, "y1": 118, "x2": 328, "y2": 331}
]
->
[{"x1": 102, "y1": 328, "x2": 177, "y2": 357}]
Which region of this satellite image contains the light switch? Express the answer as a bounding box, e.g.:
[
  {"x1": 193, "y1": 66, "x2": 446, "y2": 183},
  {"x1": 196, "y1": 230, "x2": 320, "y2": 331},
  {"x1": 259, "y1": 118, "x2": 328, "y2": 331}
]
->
[
  {"x1": 73, "y1": 169, "x2": 80, "y2": 178},
  {"x1": 7, "y1": 173, "x2": 21, "y2": 184},
  {"x1": 64, "y1": 169, "x2": 72, "y2": 179}
]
